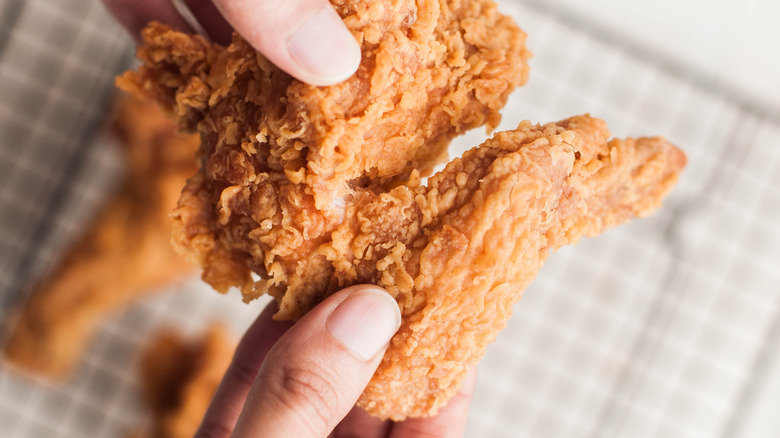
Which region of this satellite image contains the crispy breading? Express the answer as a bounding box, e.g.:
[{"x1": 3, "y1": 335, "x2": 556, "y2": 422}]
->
[
  {"x1": 117, "y1": 0, "x2": 685, "y2": 420},
  {"x1": 3, "y1": 98, "x2": 198, "y2": 379},
  {"x1": 117, "y1": 0, "x2": 531, "y2": 314},
  {"x1": 346, "y1": 115, "x2": 686, "y2": 418}
]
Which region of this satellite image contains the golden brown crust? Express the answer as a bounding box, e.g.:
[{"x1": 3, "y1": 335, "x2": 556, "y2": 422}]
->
[
  {"x1": 117, "y1": 0, "x2": 531, "y2": 311},
  {"x1": 345, "y1": 115, "x2": 686, "y2": 418},
  {"x1": 117, "y1": 1, "x2": 685, "y2": 420},
  {"x1": 3, "y1": 98, "x2": 198, "y2": 379}
]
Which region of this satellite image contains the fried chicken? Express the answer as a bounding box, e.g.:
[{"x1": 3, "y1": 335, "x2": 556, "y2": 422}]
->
[
  {"x1": 135, "y1": 325, "x2": 234, "y2": 438},
  {"x1": 117, "y1": 0, "x2": 685, "y2": 420},
  {"x1": 351, "y1": 115, "x2": 686, "y2": 418},
  {"x1": 117, "y1": 0, "x2": 531, "y2": 312},
  {"x1": 3, "y1": 98, "x2": 198, "y2": 379}
]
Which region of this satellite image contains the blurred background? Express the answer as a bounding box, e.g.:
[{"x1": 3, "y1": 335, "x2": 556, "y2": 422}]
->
[{"x1": 0, "y1": 0, "x2": 778, "y2": 437}]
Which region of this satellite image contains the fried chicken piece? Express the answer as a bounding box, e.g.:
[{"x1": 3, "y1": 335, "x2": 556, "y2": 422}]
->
[
  {"x1": 117, "y1": 2, "x2": 686, "y2": 420},
  {"x1": 3, "y1": 98, "x2": 198, "y2": 379},
  {"x1": 344, "y1": 115, "x2": 686, "y2": 418},
  {"x1": 135, "y1": 325, "x2": 234, "y2": 438},
  {"x1": 116, "y1": 0, "x2": 530, "y2": 310}
]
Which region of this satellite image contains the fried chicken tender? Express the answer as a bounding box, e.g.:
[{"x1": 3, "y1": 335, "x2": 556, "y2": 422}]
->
[
  {"x1": 135, "y1": 325, "x2": 234, "y2": 438},
  {"x1": 116, "y1": 0, "x2": 531, "y2": 312},
  {"x1": 117, "y1": 1, "x2": 686, "y2": 420},
  {"x1": 3, "y1": 98, "x2": 198, "y2": 379},
  {"x1": 348, "y1": 115, "x2": 686, "y2": 418}
]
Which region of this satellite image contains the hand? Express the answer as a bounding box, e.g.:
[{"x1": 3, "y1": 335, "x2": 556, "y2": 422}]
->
[
  {"x1": 195, "y1": 285, "x2": 477, "y2": 438},
  {"x1": 101, "y1": 0, "x2": 361, "y2": 85}
]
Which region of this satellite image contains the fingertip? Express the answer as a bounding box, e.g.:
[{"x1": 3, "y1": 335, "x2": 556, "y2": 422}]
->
[
  {"x1": 326, "y1": 285, "x2": 401, "y2": 361},
  {"x1": 212, "y1": 0, "x2": 360, "y2": 86},
  {"x1": 339, "y1": 284, "x2": 400, "y2": 318},
  {"x1": 285, "y1": 7, "x2": 361, "y2": 86}
]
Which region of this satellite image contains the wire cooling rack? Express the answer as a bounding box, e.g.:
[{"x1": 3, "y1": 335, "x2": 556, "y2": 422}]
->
[{"x1": 1, "y1": 1, "x2": 779, "y2": 437}]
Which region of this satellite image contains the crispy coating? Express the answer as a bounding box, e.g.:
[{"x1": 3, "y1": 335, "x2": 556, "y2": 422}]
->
[
  {"x1": 117, "y1": 1, "x2": 686, "y2": 420},
  {"x1": 346, "y1": 115, "x2": 686, "y2": 418},
  {"x1": 3, "y1": 98, "x2": 198, "y2": 379},
  {"x1": 136, "y1": 325, "x2": 234, "y2": 438},
  {"x1": 117, "y1": 0, "x2": 530, "y2": 312}
]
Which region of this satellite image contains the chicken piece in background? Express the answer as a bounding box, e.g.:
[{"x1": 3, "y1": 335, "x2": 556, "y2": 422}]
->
[
  {"x1": 3, "y1": 97, "x2": 199, "y2": 379},
  {"x1": 131, "y1": 325, "x2": 234, "y2": 438}
]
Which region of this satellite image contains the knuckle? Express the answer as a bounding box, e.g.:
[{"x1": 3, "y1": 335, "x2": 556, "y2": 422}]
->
[
  {"x1": 227, "y1": 357, "x2": 258, "y2": 389},
  {"x1": 266, "y1": 361, "x2": 341, "y2": 431}
]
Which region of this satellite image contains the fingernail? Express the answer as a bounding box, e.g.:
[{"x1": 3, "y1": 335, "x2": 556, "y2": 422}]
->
[
  {"x1": 287, "y1": 7, "x2": 361, "y2": 85},
  {"x1": 326, "y1": 288, "x2": 401, "y2": 361}
]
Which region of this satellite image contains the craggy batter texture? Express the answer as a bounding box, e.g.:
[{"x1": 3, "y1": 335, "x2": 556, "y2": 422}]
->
[
  {"x1": 350, "y1": 116, "x2": 685, "y2": 418},
  {"x1": 117, "y1": 0, "x2": 530, "y2": 316},
  {"x1": 3, "y1": 98, "x2": 198, "y2": 379},
  {"x1": 118, "y1": 0, "x2": 685, "y2": 420},
  {"x1": 134, "y1": 325, "x2": 234, "y2": 438}
]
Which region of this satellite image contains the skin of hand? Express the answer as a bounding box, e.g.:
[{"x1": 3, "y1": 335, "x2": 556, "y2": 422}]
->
[
  {"x1": 101, "y1": 0, "x2": 361, "y2": 85},
  {"x1": 195, "y1": 285, "x2": 477, "y2": 438}
]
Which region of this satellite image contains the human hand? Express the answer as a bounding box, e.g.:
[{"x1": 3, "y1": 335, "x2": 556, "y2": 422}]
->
[
  {"x1": 101, "y1": 0, "x2": 361, "y2": 85},
  {"x1": 195, "y1": 285, "x2": 477, "y2": 438}
]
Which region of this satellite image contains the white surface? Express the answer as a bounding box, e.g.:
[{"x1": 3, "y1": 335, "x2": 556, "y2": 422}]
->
[
  {"x1": 537, "y1": 0, "x2": 780, "y2": 113},
  {"x1": 741, "y1": 349, "x2": 780, "y2": 438}
]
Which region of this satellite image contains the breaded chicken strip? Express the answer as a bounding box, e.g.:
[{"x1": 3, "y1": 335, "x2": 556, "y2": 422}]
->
[
  {"x1": 3, "y1": 98, "x2": 197, "y2": 379},
  {"x1": 341, "y1": 115, "x2": 686, "y2": 418}
]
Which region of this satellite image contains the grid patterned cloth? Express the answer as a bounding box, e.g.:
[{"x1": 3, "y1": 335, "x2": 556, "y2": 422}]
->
[
  {"x1": 0, "y1": 0, "x2": 132, "y2": 312},
  {"x1": 1, "y1": 1, "x2": 779, "y2": 437}
]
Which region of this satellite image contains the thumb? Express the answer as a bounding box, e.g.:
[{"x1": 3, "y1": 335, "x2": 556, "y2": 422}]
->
[
  {"x1": 231, "y1": 285, "x2": 401, "y2": 438},
  {"x1": 211, "y1": 0, "x2": 361, "y2": 86}
]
